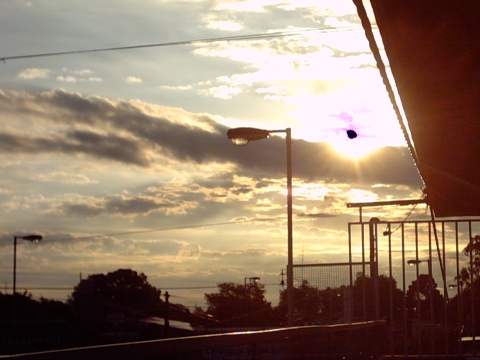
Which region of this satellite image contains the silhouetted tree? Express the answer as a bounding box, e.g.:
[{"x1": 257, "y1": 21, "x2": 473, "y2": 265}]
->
[
  {"x1": 69, "y1": 269, "x2": 162, "y2": 326},
  {"x1": 353, "y1": 274, "x2": 405, "y2": 323},
  {"x1": 452, "y1": 235, "x2": 480, "y2": 336},
  {"x1": 278, "y1": 280, "x2": 323, "y2": 325},
  {"x1": 0, "y1": 292, "x2": 73, "y2": 323},
  {"x1": 456, "y1": 235, "x2": 480, "y2": 289},
  {"x1": 0, "y1": 293, "x2": 74, "y2": 354},
  {"x1": 406, "y1": 274, "x2": 444, "y2": 323},
  {"x1": 318, "y1": 286, "x2": 345, "y2": 324},
  {"x1": 205, "y1": 282, "x2": 272, "y2": 327}
]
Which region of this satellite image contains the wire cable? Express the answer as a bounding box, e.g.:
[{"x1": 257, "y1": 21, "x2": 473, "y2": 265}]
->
[
  {"x1": 384, "y1": 203, "x2": 418, "y2": 236},
  {"x1": 0, "y1": 26, "x2": 364, "y2": 62},
  {"x1": 49, "y1": 216, "x2": 287, "y2": 242}
]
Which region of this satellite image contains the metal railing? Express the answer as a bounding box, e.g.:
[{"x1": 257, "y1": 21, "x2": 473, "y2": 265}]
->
[
  {"x1": 294, "y1": 218, "x2": 480, "y2": 357},
  {"x1": 0, "y1": 321, "x2": 386, "y2": 360}
]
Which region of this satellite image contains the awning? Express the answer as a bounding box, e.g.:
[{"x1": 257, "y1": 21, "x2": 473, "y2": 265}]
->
[{"x1": 364, "y1": 0, "x2": 480, "y2": 217}]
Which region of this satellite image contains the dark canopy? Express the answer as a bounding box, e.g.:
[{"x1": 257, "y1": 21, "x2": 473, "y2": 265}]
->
[{"x1": 366, "y1": 0, "x2": 480, "y2": 217}]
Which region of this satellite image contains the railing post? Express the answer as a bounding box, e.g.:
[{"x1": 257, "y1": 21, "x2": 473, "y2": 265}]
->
[{"x1": 369, "y1": 218, "x2": 380, "y2": 321}]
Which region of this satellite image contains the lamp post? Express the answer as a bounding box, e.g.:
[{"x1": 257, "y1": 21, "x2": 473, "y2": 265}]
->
[
  {"x1": 13, "y1": 234, "x2": 42, "y2": 294},
  {"x1": 227, "y1": 127, "x2": 294, "y2": 326},
  {"x1": 408, "y1": 258, "x2": 434, "y2": 353},
  {"x1": 449, "y1": 283, "x2": 465, "y2": 348}
]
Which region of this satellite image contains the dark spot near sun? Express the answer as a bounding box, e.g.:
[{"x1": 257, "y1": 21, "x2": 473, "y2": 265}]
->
[{"x1": 346, "y1": 130, "x2": 357, "y2": 139}]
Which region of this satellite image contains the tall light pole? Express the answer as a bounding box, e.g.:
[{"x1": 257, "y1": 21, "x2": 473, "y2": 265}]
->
[
  {"x1": 408, "y1": 259, "x2": 434, "y2": 319},
  {"x1": 13, "y1": 234, "x2": 42, "y2": 294},
  {"x1": 449, "y1": 283, "x2": 464, "y2": 341},
  {"x1": 227, "y1": 127, "x2": 294, "y2": 326},
  {"x1": 408, "y1": 258, "x2": 434, "y2": 353}
]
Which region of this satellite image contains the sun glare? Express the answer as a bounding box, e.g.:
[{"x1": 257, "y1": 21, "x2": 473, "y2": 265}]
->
[{"x1": 328, "y1": 136, "x2": 380, "y2": 160}]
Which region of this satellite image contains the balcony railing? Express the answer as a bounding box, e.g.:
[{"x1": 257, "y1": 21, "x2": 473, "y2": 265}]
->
[
  {"x1": 294, "y1": 218, "x2": 480, "y2": 357},
  {"x1": 0, "y1": 321, "x2": 386, "y2": 360}
]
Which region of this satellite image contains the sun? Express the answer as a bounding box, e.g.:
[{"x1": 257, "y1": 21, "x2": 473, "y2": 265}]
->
[
  {"x1": 328, "y1": 135, "x2": 380, "y2": 160},
  {"x1": 294, "y1": 126, "x2": 382, "y2": 160}
]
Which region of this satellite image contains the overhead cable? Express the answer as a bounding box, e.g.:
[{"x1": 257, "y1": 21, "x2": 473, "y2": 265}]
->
[
  {"x1": 50, "y1": 216, "x2": 287, "y2": 242},
  {"x1": 0, "y1": 26, "x2": 364, "y2": 62}
]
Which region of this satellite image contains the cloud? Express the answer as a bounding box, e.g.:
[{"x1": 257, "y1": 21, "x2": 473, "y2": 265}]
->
[
  {"x1": 73, "y1": 69, "x2": 92, "y2": 75},
  {"x1": 62, "y1": 194, "x2": 198, "y2": 218},
  {"x1": 17, "y1": 68, "x2": 50, "y2": 79},
  {"x1": 208, "y1": 20, "x2": 243, "y2": 31},
  {"x1": 204, "y1": 85, "x2": 242, "y2": 99},
  {"x1": 57, "y1": 76, "x2": 77, "y2": 83},
  {"x1": 177, "y1": 242, "x2": 201, "y2": 258},
  {"x1": 126, "y1": 76, "x2": 142, "y2": 83},
  {"x1": 297, "y1": 212, "x2": 337, "y2": 218},
  {"x1": 37, "y1": 172, "x2": 98, "y2": 184}
]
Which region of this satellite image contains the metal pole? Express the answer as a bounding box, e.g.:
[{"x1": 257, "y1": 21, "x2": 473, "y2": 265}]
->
[
  {"x1": 286, "y1": 128, "x2": 294, "y2": 327},
  {"x1": 13, "y1": 236, "x2": 17, "y2": 295},
  {"x1": 369, "y1": 218, "x2": 379, "y2": 321},
  {"x1": 415, "y1": 261, "x2": 421, "y2": 354},
  {"x1": 427, "y1": 259, "x2": 434, "y2": 354}
]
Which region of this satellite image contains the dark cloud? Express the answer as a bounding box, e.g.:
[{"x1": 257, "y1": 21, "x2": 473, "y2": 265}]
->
[
  {"x1": 0, "y1": 89, "x2": 422, "y2": 187},
  {"x1": 0, "y1": 129, "x2": 151, "y2": 166},
  {"x1": 297, "y1": 212, "x2": 337, "y2": 218},
  {"x1": 67, "y1": 130, "x2": 151, "y2": 166},
  {"x1": 63, "y1": 204, "x2": 104, "y2": 218},
  {"x1": 223, "y1": 135, "x2": 422, "y2": 187},
  {"x1": 62, "y1": 195, "x2": 194, "y2": 218}
]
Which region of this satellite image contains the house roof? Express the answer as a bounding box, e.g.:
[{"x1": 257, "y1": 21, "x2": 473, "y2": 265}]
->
[{"x1": 366, "y1": 0, "x2": 480, "y2": 217}]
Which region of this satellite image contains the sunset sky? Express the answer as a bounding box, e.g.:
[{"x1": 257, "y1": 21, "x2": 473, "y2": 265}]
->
[{"x1": 0, "y1": 0, "x2": 426, "y2": 309}]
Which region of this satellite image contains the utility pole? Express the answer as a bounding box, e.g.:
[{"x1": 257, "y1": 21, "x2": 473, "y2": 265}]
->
[{"x1": 164, "y1": 291, "x2": 170, "y2": 332}]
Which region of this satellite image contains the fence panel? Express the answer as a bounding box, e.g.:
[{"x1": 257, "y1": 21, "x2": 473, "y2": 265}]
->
[{"x1": 294, "y1": 218, "x2": 480, "y2": 357}]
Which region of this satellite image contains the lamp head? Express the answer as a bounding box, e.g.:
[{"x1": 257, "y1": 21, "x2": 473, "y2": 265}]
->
[
  {"x1": 22, "y1": 235, "x2": 42, "y2": 243},
  {"x1": 227, "y1": 127, "x2": 270, "y2": 145}
]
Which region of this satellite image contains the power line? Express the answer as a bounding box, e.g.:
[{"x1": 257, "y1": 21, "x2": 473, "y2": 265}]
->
[
  {"x1": 12, "y1": 282, "x2": 281, "y2": 293},
  {"x1": 163, "y1": 282, "x2": 280, "y2": 291},
  {"x1": 0, "y1": 26, "x2": 364, "y2": 62},
  {"x1": 162, "y1": 286, "x2": 218, "y2": 290},
  {"x1": 52, "y1": 216, "x2": 286, "y2": 242},
  {"x1": 14, "y1": 287, "x2": 74, "y2": 291}
]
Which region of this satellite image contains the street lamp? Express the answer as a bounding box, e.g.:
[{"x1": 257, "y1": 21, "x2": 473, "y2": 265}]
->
[
  {"x1": 13, "y1": 234, "x2": 42, "y2": 294},
  {"x1": 449, "y1": 282, "x2": 465, "y2": 345},
  {"x1": 407, "y1": 259, "x2": 433, "y2": 282},
  {"x1": 227, "y1": 127, "x2": 294, "y2": 326}
]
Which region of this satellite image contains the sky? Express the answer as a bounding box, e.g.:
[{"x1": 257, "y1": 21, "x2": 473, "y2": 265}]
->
[{"x1": 0, "y1": 0, "x2": 427, "y2": 309}]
